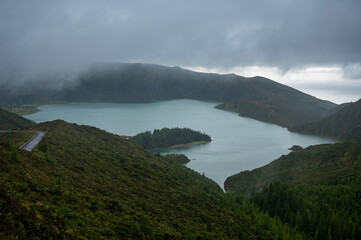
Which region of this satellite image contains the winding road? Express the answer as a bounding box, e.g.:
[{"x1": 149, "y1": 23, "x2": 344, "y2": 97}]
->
[{"x1": 0, "y1": 130, "x2": 46, "y2": 151}]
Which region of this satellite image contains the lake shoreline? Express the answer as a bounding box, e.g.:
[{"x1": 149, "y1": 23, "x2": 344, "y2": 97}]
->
[
  {"x1": 6, "y1": 105, "x2": 40, "y2": 116},
  {"x1": 24, "y1": 100, "x2": 336, "y2": 188},
  {"x1": 151, "y1": 140, "x2": 211, "y2": 151}
]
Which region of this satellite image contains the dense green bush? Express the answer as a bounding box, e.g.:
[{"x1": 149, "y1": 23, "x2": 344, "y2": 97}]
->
[
  {"x1": 130, "y1": 127, "x2": 211, "y2": 149},
  {"x1": 248, "y1": 181, "x2": 361, "y2": 239}
]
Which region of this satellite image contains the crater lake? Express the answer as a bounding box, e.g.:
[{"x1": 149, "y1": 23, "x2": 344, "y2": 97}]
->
[{"x1": 26, "y1": 100, "x2": 336, "y2": 188}]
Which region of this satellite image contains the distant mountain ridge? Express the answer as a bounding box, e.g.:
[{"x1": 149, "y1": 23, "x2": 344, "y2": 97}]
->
[
  {"x1": 0, "y1": 62, "x2": 336, "y2": 127},
  {"x1": 290, "y1": 99, "x2": 361, "y2": 140}
]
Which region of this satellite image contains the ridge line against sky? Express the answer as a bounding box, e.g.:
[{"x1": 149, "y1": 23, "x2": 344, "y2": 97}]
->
[{"x1": 1, "y1": 0, "x2": 360, "y2": 103}]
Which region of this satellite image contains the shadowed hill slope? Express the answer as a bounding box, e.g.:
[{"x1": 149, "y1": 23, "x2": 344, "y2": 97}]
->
[
  {"x1": 289, "y1": 98, "x2": 361, "y2": 140},
  {"x1": 0, "y1": 63, "x2": 335, "y2": 127},
  {"x1": 215, "y1": 96, "x2": 327, "y2": 127},
  {"x1": 0, "y1": 108, "x2": 35, "y2": 129}
]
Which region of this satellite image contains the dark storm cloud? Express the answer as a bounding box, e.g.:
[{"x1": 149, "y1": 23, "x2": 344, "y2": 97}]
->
[{"x1": 1, "y1": 0, "x2": 361, "y2": 83}]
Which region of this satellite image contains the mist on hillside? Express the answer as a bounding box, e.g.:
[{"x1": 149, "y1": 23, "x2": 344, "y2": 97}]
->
[{"x1": 0, "y1": 0, "x2": 361, "y2": 93}]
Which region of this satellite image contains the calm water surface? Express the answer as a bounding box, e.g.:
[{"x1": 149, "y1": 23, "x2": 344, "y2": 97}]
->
[{"x1": 26, "y1": 100, "x2": 336, "y2": 188}]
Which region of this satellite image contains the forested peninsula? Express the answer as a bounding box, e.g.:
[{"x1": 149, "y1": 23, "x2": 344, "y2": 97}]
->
[{"x1": 130, "y1": 127, "x2": 211, "y2": 150}]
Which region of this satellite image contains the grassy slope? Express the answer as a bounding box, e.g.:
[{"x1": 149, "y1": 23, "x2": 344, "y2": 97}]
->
[
  {"x1": 0, "y1": 132, "x2": 35, "y2": 148},
  {"x1": 289, "y1": 98, "x2": 361, "y2": 140},
  {"x1": 0, "y1": 108, "x2": 35, "y2": 129},
  {"x1": 225, "y1": 142, "x2": 361, "y2": 195},
  {"x1": 0, "y1": 120, "x2": 301, "y2": 239}
]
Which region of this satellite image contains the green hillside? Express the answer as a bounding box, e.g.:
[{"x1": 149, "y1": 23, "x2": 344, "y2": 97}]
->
[
  {"x1": 0, "y1": 120, "x2": 302, "y2": 239},
  {"x1": 0, "y1": 63, "x2": 336, "y2": 127},
  {"x1": 225, "y1": 141, "x2": 361, "y2": 238},
  {"x1": 0, "y1": 108, "x2": 35, "y2": 129},
  {"x1": 215, "y1": 97, "x2": 325, "y2": 127},
  {"x1": 290, "y1": 99, "x2": 361, "y2": 140},
  {"x1": 225, "y1": 142, "x2": 361, "y2": 195}
]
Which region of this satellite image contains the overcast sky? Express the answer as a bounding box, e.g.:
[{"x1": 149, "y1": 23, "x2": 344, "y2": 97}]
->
[{"x1": 1, "y1": 0, "x2": 360, "y2": 103}]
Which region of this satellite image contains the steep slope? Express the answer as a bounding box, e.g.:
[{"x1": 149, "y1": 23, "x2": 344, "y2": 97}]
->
[
  {"x1": 0, "y1": 108, "x2": 35, "y2": 129},
  {"x1": 224, "y1": 142, "x2": 361, "y2": 195},
  {"x1": 216, "y1": 100, "x2": 291, "y2": 127},
  {"x1": 0, "y1": 120, "x2": 298, "y2": 239},
  {"x1": 324, "y1": 102, "x2": 351, "y2": 117},
  {"x1": 290, "y1": 99, "x2": 361, "y2": 140},
  {"x1": 215, "y1": 97, "x2": 325, "y2": 127},
  {"x1": 1, "y1": 63, "x2": 336, "y2": 127}
]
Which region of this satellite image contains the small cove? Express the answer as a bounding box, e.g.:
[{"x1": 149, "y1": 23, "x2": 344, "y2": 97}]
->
[{"x1": 26, "y1": 100, "x2": 336, "y2": 188}]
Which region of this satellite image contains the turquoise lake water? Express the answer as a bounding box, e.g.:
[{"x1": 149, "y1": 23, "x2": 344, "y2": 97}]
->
[{"x1": 26, "y1": 100, "x2": 336, "y2": 188}]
